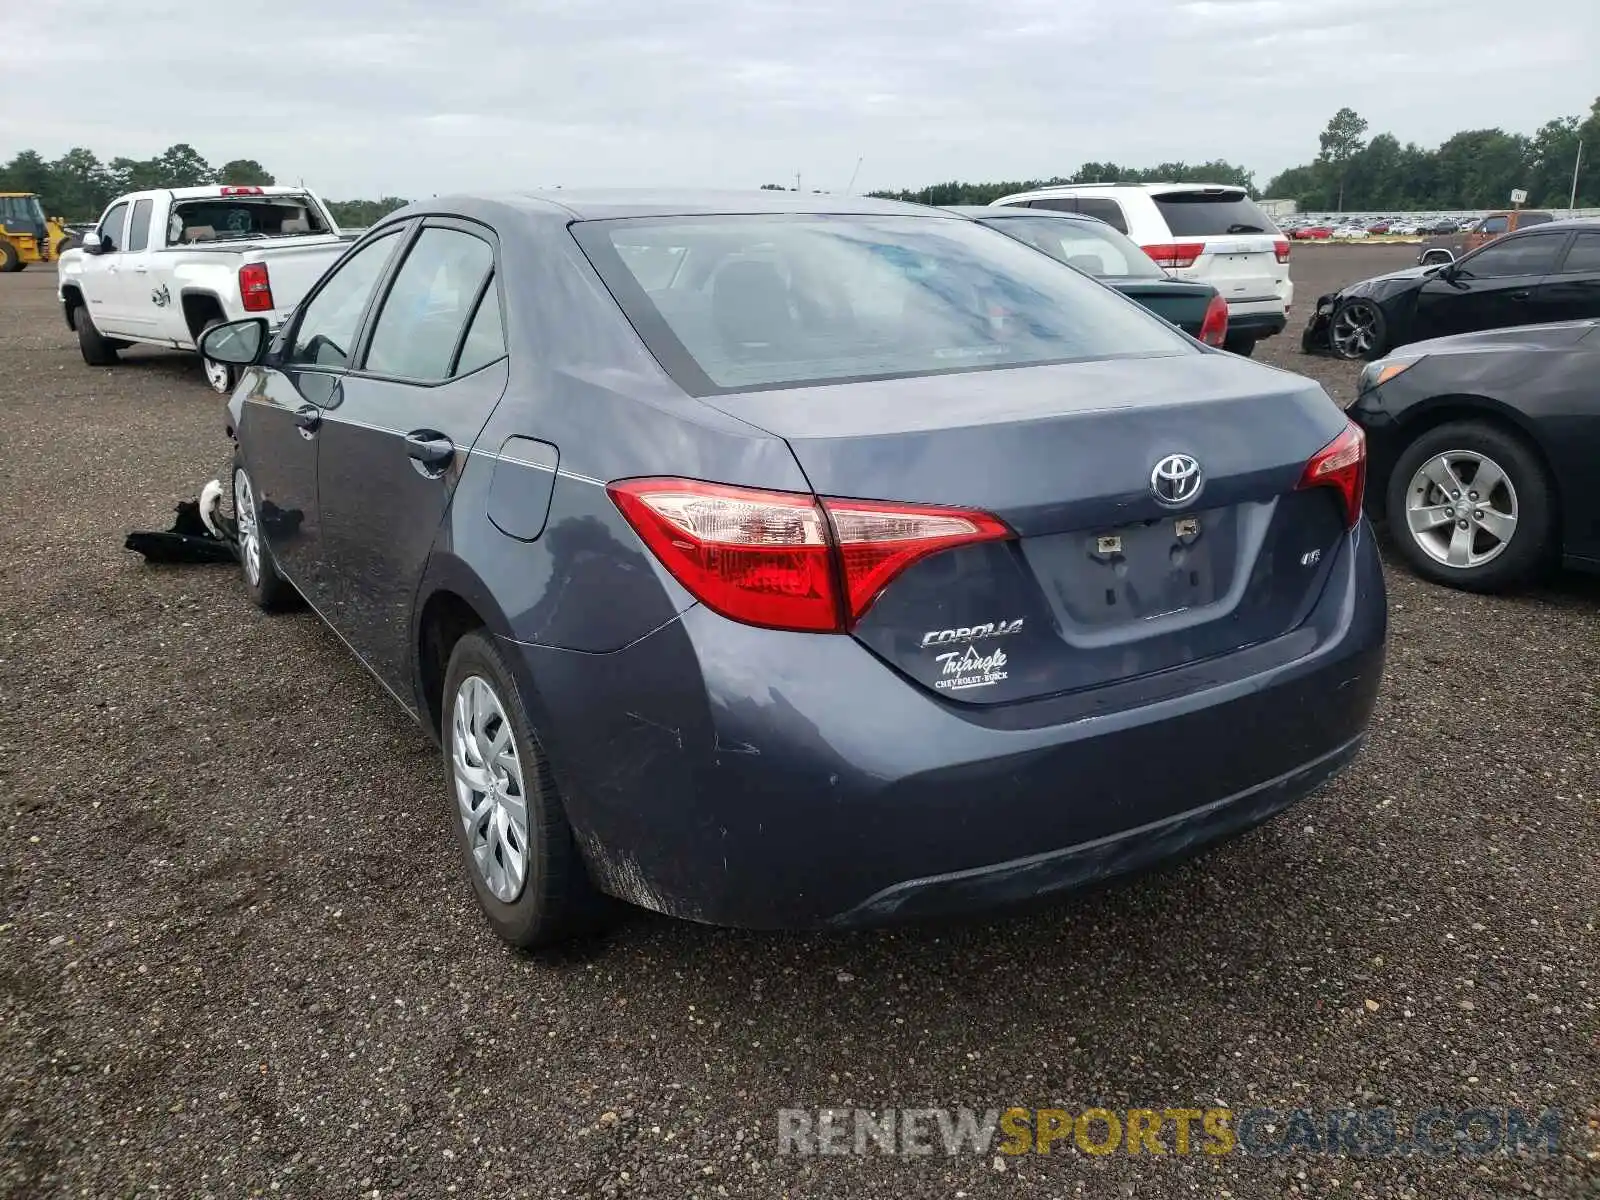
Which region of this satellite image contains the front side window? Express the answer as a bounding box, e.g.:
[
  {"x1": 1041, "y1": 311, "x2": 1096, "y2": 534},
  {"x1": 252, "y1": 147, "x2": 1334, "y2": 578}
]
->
[
  {"x1": 98, "y1": 202, "x2": 130, "y2": 251},
  {"x1": 1479, "y1": 216, "x2": 1509, "y2": 235},
  {"x1": 1460, "y1": 233, "x2": 1563, "y2": 279},
  {"x1": 288, "y1": 230, "x2": 403, "y2": 369},
  {"x1": 364, "y1": 227, "x2": 495, "y2": 381},
  {"x1": 574, "y1": 213, "x2": 1192, "y2": 395},
  {"x1": 126, "y1": 199, "x2": 153, "y2": 253}
]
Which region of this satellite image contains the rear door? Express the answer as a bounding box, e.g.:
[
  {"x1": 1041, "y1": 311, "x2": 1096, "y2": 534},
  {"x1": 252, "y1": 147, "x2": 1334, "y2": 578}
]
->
[
  {"x1": 1531, "y1": 230, "x2": 1600, "y2": 325},
  {"x1": 315, "y1": 220, "x2": 508, "y2": 697},
  {"x1": 1413, "y1": 230, "x2": 1568, "y2": 341},
  {"x1": 1147, "y1": 188, "x2": 1283, "y2": 307}
]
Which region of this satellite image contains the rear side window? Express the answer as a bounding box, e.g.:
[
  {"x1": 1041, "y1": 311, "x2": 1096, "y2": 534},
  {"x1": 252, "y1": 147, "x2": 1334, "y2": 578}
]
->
[
  {"x1": 1151, "y1": 190, "x2": 1275, "y2": 236},
  {"x1": 1460, "y1": 232, "x2": 1564, "y2": 278},
  {"x1": 574, "y1": 213, "x2": 1192, "y2": 396},
  {"x1": 126, "y1": 199, "x2": 153, "y2": 253},
  {"x1": 453, "y1": 276, "x2": 507, "y2": 376},
  {"x1": 1073, "y1": 197, "x2": 1130, "y2": 234},
  {"x1": 364, "y1": 227, "x2": 495, "y2": 381},
  {"x1": 1518, "y1": 212, "x2": 1553, "y2": 227},
  {"x1": 1028, "y1": 198, "x2": 1077, "y2": 213},
  {"x1": 1558, "y1": 232, "x2": 1600, "y2": 274},
  {"x1": 980, "y1": 215, "x2": 1162, "y2": 278}
]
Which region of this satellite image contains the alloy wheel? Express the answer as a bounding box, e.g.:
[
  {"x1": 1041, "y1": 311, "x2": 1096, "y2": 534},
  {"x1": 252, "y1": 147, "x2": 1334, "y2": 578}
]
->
[
  {"x1": 450, "y1": 675, "x2": 530, "y2": 903},
  {"x1": 205, "y1": 357, "x2": 233, "y2": 394},
  {"x1": 1330, "y1": 300, "x2": 1381, "y2": 359},
  {"x1": 233, "y1": 469, "x2": 262, "y2": 587},
  {"x1": 1404, "y1": 450, "x2": 1519, "y2": 570}
]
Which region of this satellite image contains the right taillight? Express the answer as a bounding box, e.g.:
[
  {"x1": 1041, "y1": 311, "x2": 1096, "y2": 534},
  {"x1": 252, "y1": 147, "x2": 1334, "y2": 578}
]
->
[
  {"x1": 1198, "y1": 294, "x2": 1229, "y2": 346},
  {"x1": 1297, "y1": 421, "x2": 1367, "y2": 529},
  {"x1": 607, "y1": 478, "x2": 1012, "y2": 632},
  {"x1": 1273, "y1": 238, "x2": 1291, "y2": 264}
]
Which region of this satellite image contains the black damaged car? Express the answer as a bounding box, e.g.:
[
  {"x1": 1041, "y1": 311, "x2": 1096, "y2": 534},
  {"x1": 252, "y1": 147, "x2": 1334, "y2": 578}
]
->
[{"x1": 1303, "y1": 218, "x2": 1600, "y2": 360}]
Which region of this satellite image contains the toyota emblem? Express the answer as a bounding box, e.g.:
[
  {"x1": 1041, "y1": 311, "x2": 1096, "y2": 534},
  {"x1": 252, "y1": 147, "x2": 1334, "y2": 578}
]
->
[{"x1": 1150, "y1": 453, "x2": 1203, "y2": 507}]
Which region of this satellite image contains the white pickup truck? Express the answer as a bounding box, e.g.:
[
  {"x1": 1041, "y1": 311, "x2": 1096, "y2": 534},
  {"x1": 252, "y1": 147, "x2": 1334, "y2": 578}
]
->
[{"x1": 58, "y1": 185, "x2": 356, "y2": 392}]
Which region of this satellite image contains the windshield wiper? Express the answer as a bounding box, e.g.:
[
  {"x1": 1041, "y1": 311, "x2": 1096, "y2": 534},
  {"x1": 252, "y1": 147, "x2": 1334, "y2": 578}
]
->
[{"x1": 1226, "y1": 224, "x2": 1267, "y2": 234}]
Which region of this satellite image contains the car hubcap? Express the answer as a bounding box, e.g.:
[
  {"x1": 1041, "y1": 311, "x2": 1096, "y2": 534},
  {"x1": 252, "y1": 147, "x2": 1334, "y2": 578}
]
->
[
  {"x1": 233, "y1": 470, "x2": 262, "y2": 587},
  {"x1": 1330, "y1": 301, "x2": 1380, "y2": 358},
  {"x1": 1405, "y1": 451, "x2": 1518, "y2": 570},
  {"x1": 450, "y1": 675, "x2": 530, "y2": 903},
  {"x1": 205, "y1": 357, "x2": 232, "y2": 393}
]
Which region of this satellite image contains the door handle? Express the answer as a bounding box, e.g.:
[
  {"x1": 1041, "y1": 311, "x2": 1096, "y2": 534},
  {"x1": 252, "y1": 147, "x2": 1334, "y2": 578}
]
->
[
  {"x1": 405, "y1": 431, "x2": 456, "y2": 472},
  {"x1": 294, "y1": 405, "x2": 322, "y2": 437},
  {"x1": 133, "y1": 265, "x2": 149, "y2": 274},
  {"x1": 1509, "y1": 290, "x2": 1531, "y2": 301}
]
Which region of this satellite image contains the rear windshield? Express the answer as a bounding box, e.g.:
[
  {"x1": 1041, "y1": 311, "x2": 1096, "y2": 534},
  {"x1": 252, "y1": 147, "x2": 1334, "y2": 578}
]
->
[
  {"x1": 1152, "y1": 190, "x2": 1276, "y2": 236},
  {"x1": 573, "y1": 214, "x2": 1192, "y2": 395},
  {"x1": 167, "y1": 194, "x2": 329, "y2": 246},
  {"x1": 976, "y1": 215, "x2": 1164, "y2": 278}
]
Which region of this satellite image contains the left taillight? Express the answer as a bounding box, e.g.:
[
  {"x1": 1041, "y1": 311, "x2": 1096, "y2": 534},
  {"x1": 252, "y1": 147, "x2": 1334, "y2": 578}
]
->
[
  {"x1": 1142, "y1": 242, "x2": 1205, "y2": 269},
  {"x1": 1198, "y1": 294, "x2": 1229, "y2": 346},
  {"x1": 607, "y1": 478, "x2": 1012, "y2": 632},
  {"x1": 1297, "y1": 421, "x2": 1367, "y2": 529},
  {"x1": 239, "y1": 262, "x2": 274, "y2": 312}
]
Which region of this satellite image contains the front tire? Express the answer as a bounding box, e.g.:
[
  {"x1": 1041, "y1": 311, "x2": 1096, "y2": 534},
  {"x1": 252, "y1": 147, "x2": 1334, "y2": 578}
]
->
[
  {"x1": 441, "y1": 631, "x2": 607, "y2": 949},
  {"x1": 76, "y1": 308, "x2": 120, "y2": 366},
  {"x1": 200, "y1": 318, "x2": 238, "y2": 395},
  {"x1": 232, "y1": 462, "x2": 299, "y2": 611},
  {"x1": 1384, "y1": 421, "x2": 1555, "y2": 592},
  {"x1": 1328, "y1": 297, "x2": 1388, "y2": 361}
]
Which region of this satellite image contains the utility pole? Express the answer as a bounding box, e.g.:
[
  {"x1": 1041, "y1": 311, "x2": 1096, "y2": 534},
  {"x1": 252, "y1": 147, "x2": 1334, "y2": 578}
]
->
[
  {"x1": 794, "y1": 172, "x2": 801, "y2": 194},
  {"x1": 1571, "y1": 142, "x2": 1585, "y2": 217},
  {"x1": 845, "y1": 156, "x2": 864, "y2": 196}
]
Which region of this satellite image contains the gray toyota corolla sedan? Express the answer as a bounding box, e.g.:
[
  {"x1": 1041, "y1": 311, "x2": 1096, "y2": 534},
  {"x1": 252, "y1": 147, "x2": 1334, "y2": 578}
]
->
[{"x1": 201, "y1": 190, "x2": 1387, "y2": 947}]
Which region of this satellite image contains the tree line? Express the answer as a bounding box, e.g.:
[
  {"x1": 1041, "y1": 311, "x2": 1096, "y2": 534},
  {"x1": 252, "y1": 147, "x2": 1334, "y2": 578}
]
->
[{"x1": 0, "y1": 144, "x2": 408, "y2": 228}]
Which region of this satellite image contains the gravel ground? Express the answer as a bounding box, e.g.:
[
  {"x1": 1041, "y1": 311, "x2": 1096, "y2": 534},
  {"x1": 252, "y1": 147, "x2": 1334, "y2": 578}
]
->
[{"x1": 2, "y1": 245, "x2": 1597, "y2": 1199}]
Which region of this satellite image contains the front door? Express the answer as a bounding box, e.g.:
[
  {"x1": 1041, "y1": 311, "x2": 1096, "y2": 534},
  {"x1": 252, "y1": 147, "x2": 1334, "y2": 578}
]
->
[
  {"x1": 315, "y1": 221, "x2": 509, "y2": 698},
  {"x1": 113, "y1": 197, "x2": 161, "y2": 336},
  {"x1": 1412, "y1": 230, "x2": 1566, "y2": 342},
  {"x1": 238, "y1": 226, "x2": 409, "y2": 611},
  {"x1": 81, "y1": 200, "x2": 131, "y2": 335}
]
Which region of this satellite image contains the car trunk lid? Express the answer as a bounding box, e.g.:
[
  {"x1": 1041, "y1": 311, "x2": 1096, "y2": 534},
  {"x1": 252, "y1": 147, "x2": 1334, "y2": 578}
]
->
[
  {"x1": 1106, "y1": 279, "x2": 1215, "y2": 337},
  {"x1": 700, "y1": 352, "x2": 1356, "y2": 705}
]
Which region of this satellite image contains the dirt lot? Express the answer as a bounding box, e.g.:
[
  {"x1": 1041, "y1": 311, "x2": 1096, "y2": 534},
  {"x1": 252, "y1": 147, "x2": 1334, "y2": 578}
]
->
[{"x1": 2, "y1": 245, "x2": 1597, "y2": 1199}]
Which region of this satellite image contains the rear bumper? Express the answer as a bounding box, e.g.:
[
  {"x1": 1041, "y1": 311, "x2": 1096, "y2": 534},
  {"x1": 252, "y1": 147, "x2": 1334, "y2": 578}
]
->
[
  {"x1": 1227, "y1": 310, "x2": 1288, "y2": 339},
  {"x1": 508, "y1": 524, "x2": 1387, "y2": 930}
]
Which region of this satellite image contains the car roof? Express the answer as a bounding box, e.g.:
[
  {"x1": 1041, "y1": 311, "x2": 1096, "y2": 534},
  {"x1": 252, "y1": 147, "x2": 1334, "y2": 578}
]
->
[
  {"x1": 434, "y1": 189, "x2": 938, "y2": 221},
  {"x1": 1007, "y1": 182, "x2": 1248, "y2": 195},
  {"x1": 941, "y1": 204, "x2": 1100, "y2": 221}
]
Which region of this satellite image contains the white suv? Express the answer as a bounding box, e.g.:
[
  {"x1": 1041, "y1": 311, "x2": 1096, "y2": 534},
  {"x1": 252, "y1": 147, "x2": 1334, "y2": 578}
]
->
[{"x1": 988, "y1": 183, "x2": 1292, "y2": 356}]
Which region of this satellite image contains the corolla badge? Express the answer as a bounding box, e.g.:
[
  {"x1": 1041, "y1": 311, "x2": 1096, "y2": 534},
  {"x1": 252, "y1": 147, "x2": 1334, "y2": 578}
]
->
[{"x1": 1150, "y1": 453, "x2": 1203, "y2": 507}]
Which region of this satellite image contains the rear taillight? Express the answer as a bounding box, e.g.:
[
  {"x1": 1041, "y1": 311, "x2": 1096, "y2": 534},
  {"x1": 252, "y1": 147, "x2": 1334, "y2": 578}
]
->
[
  {"x1": 1142, "y1": 242, "x2": 1205, "y2": 269},
  {"x1": 607, "y1": 478, "x2": 1012, "y2": 632},
  {"x1": 239, "y1": 262, "x2": 274, "y2": 312},
  {"x1": 1198, "y1": 294, "x2": 1229, "y2": 346},
  {"x1": 1273, "y1": 238, "x2": 1291, "y2": 264},
  {"x1": 1297, "y1": 421, "x2": 1367, "y2": 529}
]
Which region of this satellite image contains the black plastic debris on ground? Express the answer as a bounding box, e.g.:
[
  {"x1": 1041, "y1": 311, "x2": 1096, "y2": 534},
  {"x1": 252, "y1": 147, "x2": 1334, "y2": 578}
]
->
[{"x1": 125, "y1": 500, "x2": 237, "y2": 565}]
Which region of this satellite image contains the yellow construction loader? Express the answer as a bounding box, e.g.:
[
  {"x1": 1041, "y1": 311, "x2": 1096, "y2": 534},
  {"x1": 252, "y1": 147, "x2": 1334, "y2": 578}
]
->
[{"x1": 0, "y1": 193, "x2": 73, "y2": 272}]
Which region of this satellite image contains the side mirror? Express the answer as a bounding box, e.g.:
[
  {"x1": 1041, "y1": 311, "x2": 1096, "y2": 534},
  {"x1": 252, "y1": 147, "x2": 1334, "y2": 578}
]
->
[
  {"x1": 80, "y1": 233, "x2": 108, "y2": 256},
  {"x1": 200, "y1": 318, "x2": 269, "y2": 366}
]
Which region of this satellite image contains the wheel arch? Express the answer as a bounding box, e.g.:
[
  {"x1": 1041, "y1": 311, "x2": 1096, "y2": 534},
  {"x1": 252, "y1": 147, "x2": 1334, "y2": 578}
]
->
[
  {"x1": 179, "y1": 289, "x2": 228, "y2": 342},
  {"x1": 60, "y1": 283, "x2": 84, "y2": 330},
  {"x1": 412, "y1": 552, "x2": 518, "y2": 743},
  {"x1": 1382, "y1": 395, "x2": 1563, "y2": 530}
]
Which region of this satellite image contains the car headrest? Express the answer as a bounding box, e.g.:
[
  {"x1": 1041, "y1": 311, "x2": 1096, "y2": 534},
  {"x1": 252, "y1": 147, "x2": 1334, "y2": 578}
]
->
[
  {"x1": 712, "y1": 260, "x2": 795, "y2": 357},
  {"x1": 187, "y1": 226, "x2": 216, "y2": 242}
]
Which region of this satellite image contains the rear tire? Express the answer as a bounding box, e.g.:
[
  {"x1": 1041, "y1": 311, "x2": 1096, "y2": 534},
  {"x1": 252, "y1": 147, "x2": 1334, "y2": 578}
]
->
[
  {"x1": 76, "y1": 308, "x2": 120, "y2": 366},
  {"x1": 1384, "y1": 420, "x2": 1555, "y2": 593},
  {"x1": 0, "y1": 242, "x2": 18, "y2": 273},
  {"x1": 199, "y1": 318, "x2": 238, "y2": 394},
  {"x1": 441, "y1": 631, "x2": 609, "y2": 949},
  {"x1": 1222, "y1": 334, "x2": 1257, "y2": 357}
]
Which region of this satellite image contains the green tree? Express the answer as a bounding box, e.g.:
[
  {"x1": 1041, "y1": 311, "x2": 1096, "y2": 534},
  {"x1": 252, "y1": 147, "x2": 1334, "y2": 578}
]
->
[
  {"x1": 219, "y1": 159, "x2": 275, "y2": 186},
  {"x1": 1316, "y1": 107, "x2": 1369, "y2": 211},
  {"x1": 324, "y1": 196, "x2": 409, "y2": 228}
]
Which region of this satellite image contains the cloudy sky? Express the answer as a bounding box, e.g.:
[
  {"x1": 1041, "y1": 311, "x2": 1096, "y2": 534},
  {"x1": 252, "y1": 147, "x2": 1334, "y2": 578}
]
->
[{"x1": 6, "y1": 0, "x2": 1596, "y2": 198}]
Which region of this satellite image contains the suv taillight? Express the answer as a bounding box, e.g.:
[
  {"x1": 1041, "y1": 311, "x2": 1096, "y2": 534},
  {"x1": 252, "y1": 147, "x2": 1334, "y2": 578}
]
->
[
  {"x1": 1273, "y1": 238, "x2": 1291, "y2": 263},
  {"x1": 1142, "y1": 242, "x2": 1205, "y2": 269},
  {"x1": 1198, "y1": 294, "x2": 1229, "y2": 347},
  {"x1": 239, "y1": 262, "x2": 274, "y2": 312},
  {"x1": 1297, "y1": 421, "x2": 1367, "y2": 529},
  {"x1": 608, "y1": 478, "x2": 1012, "y2": 632}
]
